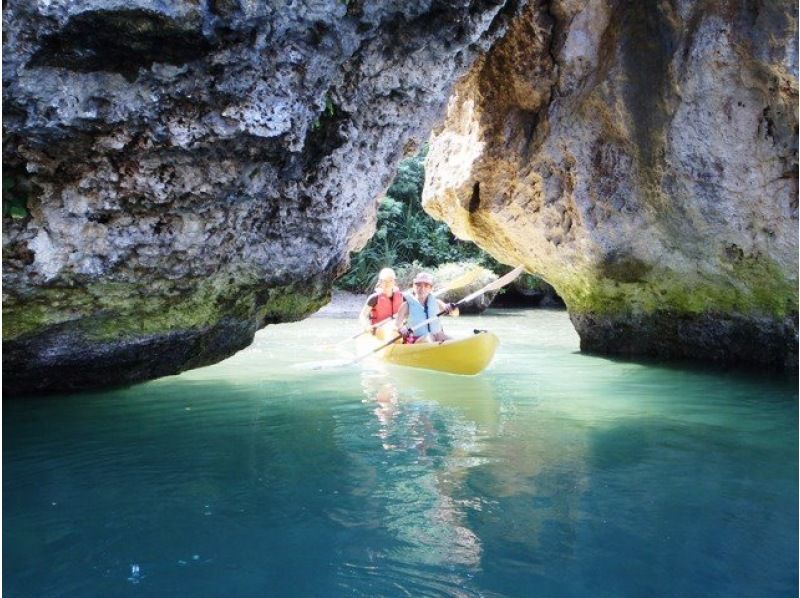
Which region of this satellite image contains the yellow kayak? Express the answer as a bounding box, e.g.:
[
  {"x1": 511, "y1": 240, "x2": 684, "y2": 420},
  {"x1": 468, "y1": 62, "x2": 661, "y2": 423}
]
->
[{"x1": 358, "y1": 330, "x2": 499, "y2": 375}]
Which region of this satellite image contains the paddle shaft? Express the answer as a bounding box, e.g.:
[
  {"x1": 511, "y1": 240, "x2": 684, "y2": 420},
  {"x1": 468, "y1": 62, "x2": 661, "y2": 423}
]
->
[
  {"x1": 349, "y1": 285, "x2": 458, "y2": 343},
  {"x1": 351, "y1": 314, "x2": 444, "y2": 364}
]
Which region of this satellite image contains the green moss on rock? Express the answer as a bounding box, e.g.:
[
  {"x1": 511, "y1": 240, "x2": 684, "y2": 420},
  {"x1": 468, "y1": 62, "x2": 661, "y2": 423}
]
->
[
  {"x1": 553, "y1": 256, "x2": 797, "y2": 319},
  {"x1": 3, "y1": 273, "x2": 330, "y2": 343},
  {"x1": 259, "y1": 285, "x2": 330, "y2": 324}
]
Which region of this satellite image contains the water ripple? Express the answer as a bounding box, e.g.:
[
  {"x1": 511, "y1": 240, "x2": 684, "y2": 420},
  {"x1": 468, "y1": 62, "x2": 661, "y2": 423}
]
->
[{"x1": 4, "y1": 311, "x2": 797, "y2": 598}]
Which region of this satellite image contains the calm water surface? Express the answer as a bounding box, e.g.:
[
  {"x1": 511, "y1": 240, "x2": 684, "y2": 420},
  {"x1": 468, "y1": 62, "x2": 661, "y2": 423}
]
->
[{"x1": 4, "y1": 309, "x2": 798, "y2": 597}]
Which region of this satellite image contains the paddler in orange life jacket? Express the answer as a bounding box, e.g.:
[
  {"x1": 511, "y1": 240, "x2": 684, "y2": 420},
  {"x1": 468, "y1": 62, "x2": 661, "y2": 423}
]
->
[
  {"x1": 394, "y1": 271, "x2": 458, "y2": 344},
  {"x1": 358, "y1": 267, "x2": 405, "y2": 341}
]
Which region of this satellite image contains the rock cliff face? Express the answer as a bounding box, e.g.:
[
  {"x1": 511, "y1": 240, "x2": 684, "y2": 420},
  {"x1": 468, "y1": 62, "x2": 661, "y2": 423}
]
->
[
  {"x1": 424, "y1": 0, "x2": 798, "y2": 367},
  {"x1": 2, "y1": 0, "x2": 524, "y2": 394},
  {"x1": 4, "y1": 0, "x2": 797, "y2": 395}
]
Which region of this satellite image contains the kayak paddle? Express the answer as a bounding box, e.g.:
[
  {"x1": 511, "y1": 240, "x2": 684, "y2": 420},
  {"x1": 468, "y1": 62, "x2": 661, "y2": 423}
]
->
[
  {"x1": 332, "y1": 265, "x2": 488, "y2": 348},
  {"x1": 309, "y1": 265, "x2": 526, "y2": 370}
]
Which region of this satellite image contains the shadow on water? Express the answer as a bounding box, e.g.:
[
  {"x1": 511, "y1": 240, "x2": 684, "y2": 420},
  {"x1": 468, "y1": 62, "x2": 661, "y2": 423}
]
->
[
  {"x1": 573, "y1": 413, "x2": 799, "y2": 597},
  {"x1": 574, "y1": 349, "x2": 799, "y2": 393},
  {"x1": 479, "y1": 307, "x2": 567, "y2": 318}
]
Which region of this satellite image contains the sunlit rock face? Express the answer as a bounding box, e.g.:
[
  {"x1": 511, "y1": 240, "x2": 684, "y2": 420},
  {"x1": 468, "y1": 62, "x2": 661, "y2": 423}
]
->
[
  {"x1": 424, "y1": 0, "x2": 799, "y2": 367},
  {"x1": 2, "y1": 0, "x2": 524, "y2": 394}
]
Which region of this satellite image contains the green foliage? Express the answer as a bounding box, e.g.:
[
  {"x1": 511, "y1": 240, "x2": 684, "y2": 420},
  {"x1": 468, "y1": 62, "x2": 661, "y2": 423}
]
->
[
  {"x1": 337, "y1": 148, "x2": 497, "y2": 292},
  {"x1": 312, "y1": 92, "x2": 337, "y2": 131},
  {"x1": 324, "y1": 94, "x2": 336, "y2": 118},
  {"x1": 514, "y1": 273, "x2": 552, "y2": 293},
  {"x1": 3, "y1": 174, "x2": 29, "y2": 220}
]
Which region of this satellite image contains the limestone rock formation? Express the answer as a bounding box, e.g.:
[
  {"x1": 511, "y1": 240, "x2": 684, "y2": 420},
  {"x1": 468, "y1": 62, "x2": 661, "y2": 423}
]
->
[
  {"x1": 424, "y1": 0, "x2": 799, "y2": 367},
  {"x1": 2, "y1": 0, "x2": 523, "y2": 394}
]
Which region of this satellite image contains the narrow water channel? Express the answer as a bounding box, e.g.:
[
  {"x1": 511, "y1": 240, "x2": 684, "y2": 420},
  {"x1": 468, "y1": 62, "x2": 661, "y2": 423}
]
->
[{"x1": 4, "y1": 309, "x2": 798, "y2": 597}]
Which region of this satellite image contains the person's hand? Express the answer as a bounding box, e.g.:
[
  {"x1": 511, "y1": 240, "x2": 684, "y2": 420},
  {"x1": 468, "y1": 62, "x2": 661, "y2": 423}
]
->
[
  {"x1": 398, "y1": 326, "x2": 410, "y2": 338},
  {"x1": 444, "y1": 302, "x2": 457, "y2": 314}
]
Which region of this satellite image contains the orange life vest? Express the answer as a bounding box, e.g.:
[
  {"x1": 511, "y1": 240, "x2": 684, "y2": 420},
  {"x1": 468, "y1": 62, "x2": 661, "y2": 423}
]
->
[{"x1": 369, "y1": 290, "x2": 404, "y2": 325}]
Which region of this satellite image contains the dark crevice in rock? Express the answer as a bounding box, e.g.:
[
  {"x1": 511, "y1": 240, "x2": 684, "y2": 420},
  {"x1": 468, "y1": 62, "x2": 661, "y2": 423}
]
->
[
  {"x1": 297, "y1": 100, "x2": 350, "y2": 176},
  {"x1": 761, "y1": 106, "x2": 776, "y2": 140},
  {"x1": 469, "y1": 181, "x2": 481, "y2": 213},
  {"x1": 209, "y1": 0, "x2": 242, "y2": 19},
  {"x1": 516, "y1": 107, "x2": 542, "y2": 158},
  {"x1": 540, "y1": 0, "x2": 565, "y2": 94},
  {"x1": 618, "y1": 0, "x2": 678, "y2": 173},
  {"x1": 2, "y1": 164, "x2": 35, "y2": 223},
  {"x1": 28, "y1": 9, "x2": 214, "y2": 79}
]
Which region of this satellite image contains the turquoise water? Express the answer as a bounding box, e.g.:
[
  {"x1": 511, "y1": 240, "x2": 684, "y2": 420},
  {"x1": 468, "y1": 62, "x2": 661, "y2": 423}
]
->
[{"x1": 4, "y1": 309, "x2": 798, "y2": 597}]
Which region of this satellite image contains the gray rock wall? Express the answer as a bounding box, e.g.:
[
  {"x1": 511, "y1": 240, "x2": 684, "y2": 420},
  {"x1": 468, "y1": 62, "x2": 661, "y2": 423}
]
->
[{"x1": 2, "y1": 0, "x2": 524, "y2": 394}]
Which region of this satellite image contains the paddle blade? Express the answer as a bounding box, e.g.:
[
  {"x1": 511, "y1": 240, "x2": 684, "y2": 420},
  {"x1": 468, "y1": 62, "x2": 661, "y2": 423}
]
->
[
  {"x1": 433, "y1": 265, "x2": 486, "y2": 296},
  {"x1": 457, "y1": 265, "x2": 525, "y2": 305},
  {"x1": 293, "y1": 358, "x2": 355, "y2": 371}
]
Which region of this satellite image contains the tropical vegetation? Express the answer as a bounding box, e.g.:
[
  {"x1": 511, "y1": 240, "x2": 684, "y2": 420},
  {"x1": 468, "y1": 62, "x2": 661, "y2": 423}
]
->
[{"x1": 337, "y1": 146, "x2": 504, "y2": 292}]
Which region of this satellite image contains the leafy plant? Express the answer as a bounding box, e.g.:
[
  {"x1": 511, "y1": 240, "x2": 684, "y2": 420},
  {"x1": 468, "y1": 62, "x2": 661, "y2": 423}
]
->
[
  {"x1": 3, "y1": 174, "x2": 29, "y2": 220},
  {"x1": 311, "y1": 92, "x2": 337, "y2": 131},
  {"x1": 337, "y1": 147, "x2": 498, "y2": 292}
]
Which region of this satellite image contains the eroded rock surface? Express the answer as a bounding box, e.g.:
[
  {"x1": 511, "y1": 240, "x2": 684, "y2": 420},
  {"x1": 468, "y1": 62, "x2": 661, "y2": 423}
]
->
[
  {"x1": 2, "y1": 0, "x2": 524, "y2": 394},
  {"x1": 424, "y1": 0, "x2": 798, "y2": 367}
]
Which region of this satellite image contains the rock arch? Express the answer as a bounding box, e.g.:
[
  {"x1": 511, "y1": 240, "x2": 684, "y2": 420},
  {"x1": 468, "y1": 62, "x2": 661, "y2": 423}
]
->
[
  {"x1": 2, "y1": 0, "x2": 797, "y2": 394},
  {"x1": 423, "y1": 0, "x2": 798, "y2": 367}
]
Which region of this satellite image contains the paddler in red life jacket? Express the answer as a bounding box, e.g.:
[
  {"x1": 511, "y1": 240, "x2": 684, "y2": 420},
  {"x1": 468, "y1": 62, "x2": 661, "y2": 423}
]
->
[
  {"x1": 394, "y1": 271, "x2": 458, "y2": 344},
  {"x1": 358, "y1": 267, "x2": 405, "y2": 341}
]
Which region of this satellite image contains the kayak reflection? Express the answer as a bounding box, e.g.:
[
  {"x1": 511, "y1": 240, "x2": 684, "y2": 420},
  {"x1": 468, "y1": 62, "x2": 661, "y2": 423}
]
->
[
  {"x1": 359, "y1": 370, "x2": 500, "y2": 570},
  {"x1": 361, "y1": 366, "x2": 499, "y2": 435}
]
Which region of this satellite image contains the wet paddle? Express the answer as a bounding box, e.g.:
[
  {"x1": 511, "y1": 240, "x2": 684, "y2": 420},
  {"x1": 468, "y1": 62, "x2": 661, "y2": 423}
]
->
[{"x1": 306, "y1": 265, "x2": 525, "y2": 370}]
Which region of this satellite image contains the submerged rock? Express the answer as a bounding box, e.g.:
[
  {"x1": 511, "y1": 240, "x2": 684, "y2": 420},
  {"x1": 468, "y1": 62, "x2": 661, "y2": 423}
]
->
[
  {"x1": 2, "y1": 0, "x2": 524, "y2": 394},
  {"x1": 423, "y1": 0, "x2": 798, "y2": 367}
]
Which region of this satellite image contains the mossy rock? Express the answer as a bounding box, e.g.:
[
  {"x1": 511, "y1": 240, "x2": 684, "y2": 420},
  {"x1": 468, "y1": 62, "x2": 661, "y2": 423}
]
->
[{"x1": 2, "y1": 272, "x2": 331, "y2": 394}]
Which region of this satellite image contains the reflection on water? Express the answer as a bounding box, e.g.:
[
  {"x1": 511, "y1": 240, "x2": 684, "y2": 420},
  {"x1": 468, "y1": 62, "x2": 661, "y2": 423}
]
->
[
  {"x1": 359, "y1": 370, "x2": 494, "y2": 574},
  {"x1": 4, "y1": 310, "x2": 798, "y2": 597}
]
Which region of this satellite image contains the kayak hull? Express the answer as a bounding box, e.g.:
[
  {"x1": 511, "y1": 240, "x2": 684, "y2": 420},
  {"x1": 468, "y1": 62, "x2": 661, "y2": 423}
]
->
[{"x1": 359, "y1": 331, "x2": 499, "y2": 375}]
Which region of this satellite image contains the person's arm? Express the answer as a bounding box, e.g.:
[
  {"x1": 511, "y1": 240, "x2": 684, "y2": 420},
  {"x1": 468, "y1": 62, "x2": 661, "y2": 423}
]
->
[
  {"x1": 358, "y1": 304, "x2": 373, "y2": 332},
  {"x1": 394, "y1": 302, "x2": 409, "y2": 336},
  {"x1": 438, "y1": 299, "x2": 459, "y2": 317},
  {"x1": 359, "y1": 294, "x2": 378, "y2": 332}
]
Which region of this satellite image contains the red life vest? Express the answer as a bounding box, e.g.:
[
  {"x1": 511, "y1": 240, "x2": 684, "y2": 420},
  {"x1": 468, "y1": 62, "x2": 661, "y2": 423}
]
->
[{"x1": 370, "y1": 290, "x2": 404, "y2": 325}]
